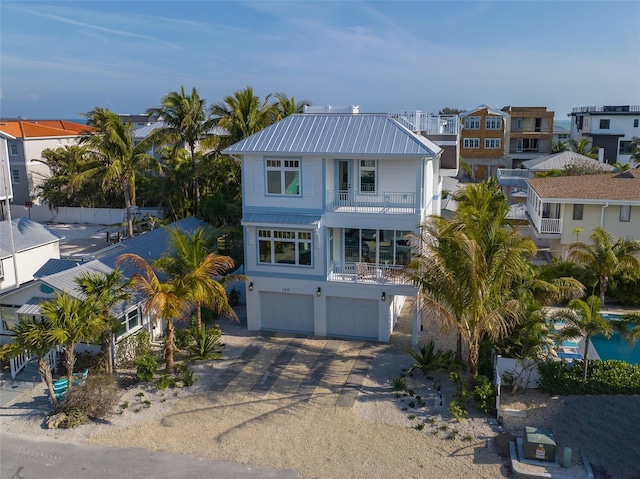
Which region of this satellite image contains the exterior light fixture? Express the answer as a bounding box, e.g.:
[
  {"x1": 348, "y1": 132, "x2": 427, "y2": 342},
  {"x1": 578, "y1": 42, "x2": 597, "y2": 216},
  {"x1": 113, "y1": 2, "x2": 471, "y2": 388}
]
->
[
  {"x1": 316, "y1": 287, "x2": 322, "y2": 297},
  {"x1": 248, "y1": 282, "x2": 253, "y2": 291},
  {"x1": 381, "y1": 291, "x2": 386, "y2": 302}
]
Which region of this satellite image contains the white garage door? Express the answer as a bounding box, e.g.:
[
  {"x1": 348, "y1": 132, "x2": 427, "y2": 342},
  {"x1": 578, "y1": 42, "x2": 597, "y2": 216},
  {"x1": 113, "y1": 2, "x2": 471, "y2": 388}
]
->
[
  {"x1": 326, "y1": 297, "x2": 378, "y2": 340},
  {"x1": 260, "y1": 292, "x2": 314, "y2": 334}
]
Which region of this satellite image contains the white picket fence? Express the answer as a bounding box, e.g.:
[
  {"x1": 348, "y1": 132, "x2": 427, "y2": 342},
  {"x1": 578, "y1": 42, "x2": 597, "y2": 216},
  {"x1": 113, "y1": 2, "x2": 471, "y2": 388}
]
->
[
  {"x1": 9, "y1": 346, "x2": 60, "y2": 380},
  {"x1": 10, "y1": 205, "x2": 163, "y2": 225}
]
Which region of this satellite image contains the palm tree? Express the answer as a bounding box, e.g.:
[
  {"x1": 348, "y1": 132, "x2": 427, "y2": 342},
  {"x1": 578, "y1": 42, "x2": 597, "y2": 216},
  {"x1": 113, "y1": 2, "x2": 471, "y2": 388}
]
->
[
  {"x1": 42, "y1": 292, "x2": 103, "y2": 390},
  {"x1": 551, "y1": 296, "x2": 612, "y2": 381},
  {"x1": 116, "y1": 253, "x2": 192, "y2": 373},
  {"x1": 551, "y1": 141, "x2": 569, "y2": 153},
  {"x1": 274, "y1": 92, "x2": 311, "y2": 119},
  {"x1": 79, "y1": 108, "x2": 160, "y2": 237},
  {"x1": 629, "y1": 136, "x2": 640, "y2": 167},
  {"x1": 612, "y1": 311, "x2": 640, "y2": 346},
  {"x1": 404, "y1": 215, "x2": 536, "y2": 383},
  {"x1": 568, "y1": 227, "x2": 640, "y2": 306},
  {"x1": 0, "y1": 318, "x2": 60, "y2": 407},
  {"x1": 75, "y1": 270, "x2": 131, "y2": 375},
  {"x1": 568, "y1": 138, "x2": 598, "y2": 159},
  {"x1": 211, "y1": 86, "x2": 277, "y2": 146},
  {"x1": 147, "y1": 87, "x2": 217, "y2": 215},
  {"x1": 153, "y1": 226, "x2": 242, "y2": 330}
]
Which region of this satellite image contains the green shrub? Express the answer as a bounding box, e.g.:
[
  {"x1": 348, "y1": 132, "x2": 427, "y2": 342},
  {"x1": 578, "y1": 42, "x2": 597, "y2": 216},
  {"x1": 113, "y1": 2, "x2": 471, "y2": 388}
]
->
[
  {"x1": 174, "y1": 327, "x2": 192, "y2": 350},
  {"x1": 473, "y1": 375, "x2": 496, "y2": 413},
  {"x1": 406, "y1": 340, "x2": 454, "y2": 376},
  {"x1": 227, "y1": 287, "x2": 240, "y2": 307},
  {"x1": 59, "y1": 374, "x2": 120, "y2": 427},
  {"x1": 176, "y1": 363, "x2": 197, "y2": 387},
  {"x1": 186, "y1": 324, "x2": 225, "y2": 360},
  {"x1": 537, "y1": 359, "x2": 640, "y2": 395},
  {"x1": 448, "y1": 400, "x2": 468, "y2": 421},
  {"x1": 116, "y1": 330, "x2": 152, "y2": 368},
  {"x1": 155, "y1": 374, "x2": 175, "y2": 390},
  {"x1": 136, "y1": 353, "x2": 158, "y2": 382},
  {"x1": 392, "y1": 376, "x2": 406, "y2": 398}
]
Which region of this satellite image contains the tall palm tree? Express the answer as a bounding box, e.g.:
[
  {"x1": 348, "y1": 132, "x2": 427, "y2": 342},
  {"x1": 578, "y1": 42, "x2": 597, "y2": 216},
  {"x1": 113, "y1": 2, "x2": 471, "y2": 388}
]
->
[
  {"x1": 153, "y1": 226, "x2": 243, "y2": 330},
  {"x1": 274, "y1": 92, "x2": 311, "y2": 119},
  {"x1": 42, "y1": 292, "x2": 103, "y2": 390},
  {"x1": 211, "y1": 86, "x2": 277, "y2": 146},
  {"x1": 79, "y1": 108, "x2": 160, "y2": 237},
  {"x1": 568, "y1": 138, "x2": 598, "y2": 159},
  {"x1": 629, "y1": 136, "x2": 640, "y2": 167},
  {"x1": 552, "y1": 296, "x2": 612, "y2": 381},
  {"x1": 116, "y1": 253, "x2": 192, "y2": 373},
  {"x1": 0, "y1": 318, "x2": 60, "y2": 407},
  {"x1": 612, "y1": 311, "x2": 640, "y2": 345},
  {"x1": 404, "y1": 215, "x2": 536, "y2": 383},
  {"x1": 568, "y1": 227, "x2": 640, "y2": 306},
  {"x1": 75, "y1": 270, "x2": 131, "y2": 375},
  {"x1": 147, "y1": 87, "x2": 217, "y2": 215},
  {"x1": 551, "y1": 141, "x2": 570, "y2": 153}
]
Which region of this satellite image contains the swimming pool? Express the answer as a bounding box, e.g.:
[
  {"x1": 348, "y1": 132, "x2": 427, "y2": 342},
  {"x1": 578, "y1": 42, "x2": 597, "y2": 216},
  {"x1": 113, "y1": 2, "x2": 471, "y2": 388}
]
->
[{"x1": 590, "y1": 313, "x2": 640, "y2": 365}]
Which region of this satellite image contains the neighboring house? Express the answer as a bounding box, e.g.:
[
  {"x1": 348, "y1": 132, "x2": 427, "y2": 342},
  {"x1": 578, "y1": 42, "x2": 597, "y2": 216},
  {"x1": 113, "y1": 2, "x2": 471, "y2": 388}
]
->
[
  {"x1": 497, "y1": 151, "x2": 614, "y2": 202},
  {"x1": 501, "y1": 106, "x2": 554, "y2": 168},
  {"x1": 569, "y1": 105, "x2": 640, "y2": 165},
  {"x1": 525, "y1": 169, "x2": 640, "y2": 258},
  {"x1": 0, "y1": 217, "x2": 208, "y2": 351},
  {"x1": 223, "y1": 109, "x2": 460, "y2": 343},
  {"x1": 0, "y1": 131, "x2": 14, "y2": 221},
  {"x1": 0, "y1": 120, "x2": 94, "y2": 206},
  {"x1": 553, "y1": 122, "x2": 570, "y2": 145},
  {"x1": 459, "y1": 105, "x2": 509, "y2": 180},
  {"x1": 0, "y1": 218, "x2": 61, "y2": 293}
]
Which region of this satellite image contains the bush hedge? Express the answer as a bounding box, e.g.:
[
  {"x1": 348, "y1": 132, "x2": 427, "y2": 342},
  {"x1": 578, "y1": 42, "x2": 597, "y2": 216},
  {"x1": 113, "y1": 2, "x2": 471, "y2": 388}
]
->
[{"x1": 537, "y1": 360, "x2": 640, "y2": 395}]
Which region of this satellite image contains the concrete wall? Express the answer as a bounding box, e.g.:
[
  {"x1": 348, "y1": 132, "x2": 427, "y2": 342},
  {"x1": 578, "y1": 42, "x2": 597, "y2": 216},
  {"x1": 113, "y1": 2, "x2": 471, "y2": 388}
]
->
[{"x1": 9, "y1": 205, "x2": 163, "y2": 225}]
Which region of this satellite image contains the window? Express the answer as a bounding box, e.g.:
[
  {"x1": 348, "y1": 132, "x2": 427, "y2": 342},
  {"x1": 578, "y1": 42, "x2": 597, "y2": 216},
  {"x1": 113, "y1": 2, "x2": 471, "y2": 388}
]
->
[
  {"x1": 634, "y1": 119, "x2": 639, "y2": 128},
  {"x1": 258, "y1": 229, "x2": 312, "y2": 266},
  {"x1": 485, "y1": 116, "x2": 502, "y2": 130},
  {"x1": 9, "y1": 143, "x2": 18, "y2": 156},
  {"x1": 572, "y1": 204, "x2": 583, "y2": 221},
  {"x1": 12, "y1": 169, "x2": 19, "y2": 183},
  {"x1": 127, "y1": 309, "x2": 140, "y2": 331},
  {"x1": 619, "y1": 141, "x2": 632, "y2": 155},
  {"x1": 484, "y1": 138, "x2": 501, "y2": 149},
  {"x1": 463, "y1": 138, "x2": 480, "y2": 149},
  {"x1": 359, "y1": 160, "x2": 376, "y2": 193},
  {"x1": 620, "y1": 205, "x2": 631, "y2": 222},
  {"x1": 514, "y1": 118, "x2": 523, "y2": 130},
  {"x1": 265, "y1": 159, "x2": 300, "y2": 195},
  {"x1": 465, "y1": 116, "x2": 480, "y2": 129},
  {"x1": 599, "y1": 119, "x2": 610, "y2": 129}
]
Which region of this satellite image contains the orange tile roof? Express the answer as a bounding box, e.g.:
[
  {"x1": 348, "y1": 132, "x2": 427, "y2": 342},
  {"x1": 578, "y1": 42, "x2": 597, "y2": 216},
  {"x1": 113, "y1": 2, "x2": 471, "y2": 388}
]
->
[
  {"x1": 0, "y1": 120, "x2": 94, "y2": 138},
  {"x1": 526, "y1": 170, "x2": 640, "y2": 202}
]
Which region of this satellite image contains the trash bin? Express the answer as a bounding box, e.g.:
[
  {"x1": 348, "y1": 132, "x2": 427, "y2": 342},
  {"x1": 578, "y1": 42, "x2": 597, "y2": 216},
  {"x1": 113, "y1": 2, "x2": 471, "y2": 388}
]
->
[{"x1": 562, "y1": 447, "x2": 572, "y2": 468}]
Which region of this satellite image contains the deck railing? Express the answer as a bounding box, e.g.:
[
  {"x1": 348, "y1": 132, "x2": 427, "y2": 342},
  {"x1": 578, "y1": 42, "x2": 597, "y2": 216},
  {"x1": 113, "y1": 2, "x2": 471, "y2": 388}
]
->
[
  {"x1": 526, "y1": 202, "x2": 562, "y2": 235},
  {"x1": 328, "y1": 262, "x2": 408, "y2": 285},
  {"x1": 326, "y1": 190, "x2": 417, "y2": 214},
  {"x1": 388, "y1": 112, "x2": 460, "y2": 135}
]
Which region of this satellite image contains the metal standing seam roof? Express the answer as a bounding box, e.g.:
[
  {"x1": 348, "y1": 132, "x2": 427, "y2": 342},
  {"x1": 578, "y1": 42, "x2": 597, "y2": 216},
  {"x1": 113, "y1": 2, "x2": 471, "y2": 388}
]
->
[
  {"x1": 521, "y1": 151, "x2": 615, "y2": 172},
  {"x1": 0, "y1": 218, "x2": 62, "y2": 259},
  {"x1": 242, "y1": 213, "x2": 321, "y2": 226},
  {"x1": 223, "y1": 114, "x2": 441, "y2": 157},
  {"x1": 133, "y1": 121, "x2": 228, "y2": 139},
  {"x1": 33, "y1": 259, "x2": 80, "y2": 278}
]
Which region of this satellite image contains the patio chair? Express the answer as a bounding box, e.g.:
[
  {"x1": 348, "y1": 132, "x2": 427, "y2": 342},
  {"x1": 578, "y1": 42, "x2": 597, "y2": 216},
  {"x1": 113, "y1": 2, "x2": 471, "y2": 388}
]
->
[
  {"x1": 71, "y1": 368, "x2": 88, "y2": 386},
  {"x1": 52, "y1": 378, "x2": 68, "y2": 401}
]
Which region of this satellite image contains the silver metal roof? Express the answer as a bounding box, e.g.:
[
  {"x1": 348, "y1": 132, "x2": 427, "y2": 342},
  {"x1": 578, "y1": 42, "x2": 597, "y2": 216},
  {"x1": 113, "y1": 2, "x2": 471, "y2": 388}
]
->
[
  {"x1": 223, "y1": 114, "x2": 441, "y2": 157},
  {"x1": 242, "y1": 213, "x2": 321, "y2": 226},
  {"x1": 33, "y1": 259, "x2": 80, "y2": 278},
  {"x1": 522, "y1": 151, "x2": 615, "y2": 171},
  {"x1": 0, "y1": 218, "x2": 61, "y2": 259}
]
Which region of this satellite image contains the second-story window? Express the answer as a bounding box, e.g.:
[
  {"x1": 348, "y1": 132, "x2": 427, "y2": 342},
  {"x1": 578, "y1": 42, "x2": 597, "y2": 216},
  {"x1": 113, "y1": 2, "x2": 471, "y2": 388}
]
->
[
  {"x1": 463, "y1": 138, "x2": 480, "y2": 148},
  {"x1": 266, "y1": 159, "x2": 300, "y2": 195},
  {"x1": 620, "y1": 205, "x2": 631, "y2": 222},
  {"x1": 465, "y1": 116, "x2": 480, "y2": 129},
  {"x1": 360, "y1": 160, "x2": 376, "y2": 193},
  {"x1": 484, "y1": 138, "x2": 502, "y2": 149},
  {"x1": 599, "y1": 119, "x2": 610, "y2": 129},
  {"x1": 9, "y1": 143, "x2": 18, "y2": 156},
  {"x1": 514, "y1": 118, "x2": 523, "y2": 130},
  {"x1": 258, "y1": 229, "x2": 312, "y2": 266},
  {"x1": 572, "y1": 204, "x2": 583, "y2": 221},
  {"x1": 486, "y1": 116, "x2": 502, "y2": 130}
]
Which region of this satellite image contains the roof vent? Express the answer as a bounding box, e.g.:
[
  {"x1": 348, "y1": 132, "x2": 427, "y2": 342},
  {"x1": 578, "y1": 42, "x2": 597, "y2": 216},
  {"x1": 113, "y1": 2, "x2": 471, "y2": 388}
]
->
[{"x1": 615, "y1": 170, "x2": 636, "y2": 178}]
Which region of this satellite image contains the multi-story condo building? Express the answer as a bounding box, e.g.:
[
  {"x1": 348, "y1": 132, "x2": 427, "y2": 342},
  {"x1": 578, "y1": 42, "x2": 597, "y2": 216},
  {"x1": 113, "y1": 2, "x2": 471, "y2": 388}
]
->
[
  {"x1": 569, "y1": 105, "x2": 640, "y2": 165},
  {"x1": 501, "y1": 106, "x2": 554, "y2": 168},
  {"x1": 459, "y1": 105, "x2": 509, "y2": 180},
  {"x1": 0, "y1": 120, "x2": 93, "y2": 206},
  {"x1": 223, "y1": 108, "x2": 460, "y2": 343}
]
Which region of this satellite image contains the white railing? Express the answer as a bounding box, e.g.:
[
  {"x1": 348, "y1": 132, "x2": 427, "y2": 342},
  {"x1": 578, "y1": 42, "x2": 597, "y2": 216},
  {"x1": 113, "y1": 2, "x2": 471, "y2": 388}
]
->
[
  {"x1": 328, "y1": 262, "x2": 408, "y2": 285},
  {"x1": 571, "y1": 105, "x2": 640, "y2": 113},
  {"x1": 527, "y1": 202, "x2": 562, "y2": 235},
  {"x1": 326, "y1": 190, "x2": 417, "y2": 214},
  {"x1": 388, "y1": 112, "x2": 460, "y2": 135},
  {"x1": 9, "y1": 349, "x2": 30, "y2": 379}
]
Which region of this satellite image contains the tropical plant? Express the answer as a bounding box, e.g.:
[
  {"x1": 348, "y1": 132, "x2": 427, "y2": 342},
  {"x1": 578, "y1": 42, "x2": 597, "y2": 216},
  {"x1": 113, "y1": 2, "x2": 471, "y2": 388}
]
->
[
  {"x1": 42, "y1": 292, "x2": 103, "y2": 390},
  {"x1": 274, "y1": 92, "x2": 311, "y2": 119},
  {"x1": 568, "y1": 138, "x2": 598, "y2": 159},
  {"x1": 186, "y1": 324, "x2": 224, "y2": 360},
  {"x1": 0, "y1": 318, "x2": 60, "y2": 407},
  {"x1": 79, "y1": 107, "x2": 160, "y2": 237},
  {"x1": 568, "y1": 227, "x2": 640, "y2": 306},
  {"x1": 551, "y1": 141, "x2": 569, "y2": 153},
  {"x1": 147, "y1": 86, "x2": 218, "y2": 215},
  {"x1": 211, "y1": 86, "x2": 277, "y2": 146},
  {"x1": 75, "y1": 270, "x2": 131, "y2": 375},
  {"x1": 629, "y1": 136, "x2": 640, "y2": 167},
  {"x1": 551, "y1": 296, "x2": 612, "y2": 381},
  {"x1": 116, "y1": 253, "x2": 193, "y2": 373},
  {"x1": 406, "y1": 340, "x2": 453, "y2": 376},
  {"x1": 612, "y1": 312, "x2": 640, "y2": 345}
]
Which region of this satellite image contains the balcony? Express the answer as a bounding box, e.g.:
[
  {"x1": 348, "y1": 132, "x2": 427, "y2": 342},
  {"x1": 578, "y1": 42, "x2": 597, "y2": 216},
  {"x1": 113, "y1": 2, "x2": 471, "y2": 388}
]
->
[
  {"x1": 497, "y1": 168, "x2": 534, "y2": 189},
  {"x1": 388, "y1": 112, "x2": 460, "y2": 136},
  {"x1": 326, "y1": 190, "x2": 417, "y2": 214},
  {"x1": 327, "y1": 261, "x2": 409, "y2": 285},
  {"x1": 526, "y1": 202, "x2": 562, "y2": 236}
]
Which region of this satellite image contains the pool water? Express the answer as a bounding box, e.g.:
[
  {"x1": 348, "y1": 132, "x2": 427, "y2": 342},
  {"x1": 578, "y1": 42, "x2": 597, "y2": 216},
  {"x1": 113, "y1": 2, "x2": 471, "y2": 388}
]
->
[{"x1": 590, "y1": 313, "x2": 640, "y2": 365}]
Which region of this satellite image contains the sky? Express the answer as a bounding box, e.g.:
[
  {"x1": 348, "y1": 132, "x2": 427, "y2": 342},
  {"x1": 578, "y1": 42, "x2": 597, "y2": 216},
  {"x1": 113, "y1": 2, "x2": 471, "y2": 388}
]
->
[{"x1": 1, "y1": 1, "x2": 639, "y2": 120}]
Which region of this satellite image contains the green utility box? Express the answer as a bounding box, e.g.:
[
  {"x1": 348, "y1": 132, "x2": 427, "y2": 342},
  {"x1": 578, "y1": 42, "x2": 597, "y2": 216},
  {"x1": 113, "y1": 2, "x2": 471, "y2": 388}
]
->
[{"x1": 523, "y1": 426, "x2": 557, "y2": 462}]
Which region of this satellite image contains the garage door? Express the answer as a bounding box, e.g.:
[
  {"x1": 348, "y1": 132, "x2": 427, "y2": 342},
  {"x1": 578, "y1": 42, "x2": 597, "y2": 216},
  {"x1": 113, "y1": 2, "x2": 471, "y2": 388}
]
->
[
  {"x1": 326, "y1": 297, "x2": 378, "y2": 340},
  {"x1": 260, "y1": 292, "x2": 314, "y2": 334}
]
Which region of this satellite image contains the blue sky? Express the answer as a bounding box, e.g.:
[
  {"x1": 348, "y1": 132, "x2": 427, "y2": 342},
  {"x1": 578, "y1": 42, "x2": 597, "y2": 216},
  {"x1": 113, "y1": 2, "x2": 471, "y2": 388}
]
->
[{"x1": 1, "y1": 1, "x2": 639, "y2": 120}]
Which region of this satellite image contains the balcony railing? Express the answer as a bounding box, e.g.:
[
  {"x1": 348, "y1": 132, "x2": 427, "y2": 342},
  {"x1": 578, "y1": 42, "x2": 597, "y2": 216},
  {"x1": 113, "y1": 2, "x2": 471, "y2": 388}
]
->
[
  {"x1": 328, "y1": 262, "x2": 409, "y2": 285},
  {"x1": 526, "y1": 203, "x2": 562, "y2": 235},
  {"x1": 326, "y1": 190, "x2": 417, "y2": 214},
  {"x1": 388, "y1": 112, "x2": 460, "y2": 135},
  {"x1": 571, "y1": 105, "x2": 640, "y2": 113}
]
